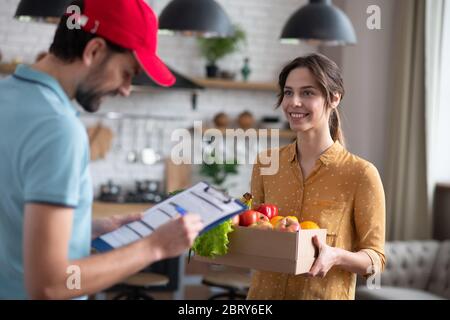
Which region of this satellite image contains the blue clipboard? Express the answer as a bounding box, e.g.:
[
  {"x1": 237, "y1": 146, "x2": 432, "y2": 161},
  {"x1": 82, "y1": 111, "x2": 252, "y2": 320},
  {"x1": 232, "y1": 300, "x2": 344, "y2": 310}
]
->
[{"x1": 92, "y1": 182, "x2": 247, "y2": 252}]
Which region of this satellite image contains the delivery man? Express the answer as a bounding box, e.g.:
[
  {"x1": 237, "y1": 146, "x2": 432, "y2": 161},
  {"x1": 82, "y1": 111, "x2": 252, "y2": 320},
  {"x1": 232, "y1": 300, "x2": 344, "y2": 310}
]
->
[{"x1": 0, "y1": 0, "x2": 203, "y2": 299}]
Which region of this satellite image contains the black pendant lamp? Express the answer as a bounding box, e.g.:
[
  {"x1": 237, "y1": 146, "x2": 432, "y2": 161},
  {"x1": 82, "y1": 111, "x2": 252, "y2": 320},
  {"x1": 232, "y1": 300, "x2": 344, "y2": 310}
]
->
[
  {"x1": 280, "y1": 0, "x2": 357, "y2": 46},
  {"x1": 159, "y1": 0, "x2": 234, "y2": 37},
  {"x1": 14, "y1": 0, "x2": 71, "y2": 23}
]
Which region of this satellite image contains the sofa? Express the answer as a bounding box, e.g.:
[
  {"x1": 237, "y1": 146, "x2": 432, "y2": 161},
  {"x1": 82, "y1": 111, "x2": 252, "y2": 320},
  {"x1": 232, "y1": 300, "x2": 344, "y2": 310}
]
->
[{"x1": 356, "y1": 240, "x2": 450, "y2": 300}]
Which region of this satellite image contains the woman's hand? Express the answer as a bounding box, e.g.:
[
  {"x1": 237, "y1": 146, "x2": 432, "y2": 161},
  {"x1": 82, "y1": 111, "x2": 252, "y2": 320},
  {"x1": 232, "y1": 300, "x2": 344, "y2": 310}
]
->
[
  {"x1": 91, "y1": 212, "x2": 143, "y2": 240},
  {"x1": 307, "y1": 235, "x2": 340, "y2": 278}
]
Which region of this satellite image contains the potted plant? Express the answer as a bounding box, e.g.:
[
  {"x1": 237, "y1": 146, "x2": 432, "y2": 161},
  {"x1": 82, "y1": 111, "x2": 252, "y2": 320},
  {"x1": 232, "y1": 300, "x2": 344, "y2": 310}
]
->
[
  {"x1": 197, "y1": 25, "x2": 246, "y2": 78},
  {"x1": 200, "y1": 151, "x2": 239, "y2": 188}
]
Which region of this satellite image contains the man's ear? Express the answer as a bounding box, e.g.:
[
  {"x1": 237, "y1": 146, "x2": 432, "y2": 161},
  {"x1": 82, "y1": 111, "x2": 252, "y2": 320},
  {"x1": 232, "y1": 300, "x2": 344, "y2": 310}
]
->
[
  {"x1": 82, "y1": 38, "x2": 108, "y2": 67},
  {"x1": 330, "y1": 92, "x2": 341, "y2": 110}
]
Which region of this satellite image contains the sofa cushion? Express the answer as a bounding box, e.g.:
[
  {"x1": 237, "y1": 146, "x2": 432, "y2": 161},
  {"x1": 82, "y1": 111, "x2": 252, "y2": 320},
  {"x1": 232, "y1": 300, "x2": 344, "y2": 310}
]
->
[
  {"x1": 356, "y1": 286, "x2": 445, "y2": 300},
  {"x1": 427, "y1": 240, "x2": 450, "y2": 299},
  {"x1": 381, "y1": 241, "x2": 439, "y2": 290}
]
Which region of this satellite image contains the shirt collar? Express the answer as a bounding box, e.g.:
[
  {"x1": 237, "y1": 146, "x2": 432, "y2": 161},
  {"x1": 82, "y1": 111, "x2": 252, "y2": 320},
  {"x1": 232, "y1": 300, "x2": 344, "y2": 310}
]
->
[
  {"x1": 287, "y1": 141, "x2": 297, "y2": 163},
  {"x1": 13, "y1": 64, "x2": 77, "y2": 116},
  {"x1": 288, "y1": 140, "x2": 343, "y2": 166}
]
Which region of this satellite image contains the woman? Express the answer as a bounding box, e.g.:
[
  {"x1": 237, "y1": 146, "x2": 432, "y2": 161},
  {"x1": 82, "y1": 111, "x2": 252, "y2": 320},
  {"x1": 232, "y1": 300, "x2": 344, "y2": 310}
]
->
[{"x1": 247, "y1": 53, "x2": 386, "y2": 300}]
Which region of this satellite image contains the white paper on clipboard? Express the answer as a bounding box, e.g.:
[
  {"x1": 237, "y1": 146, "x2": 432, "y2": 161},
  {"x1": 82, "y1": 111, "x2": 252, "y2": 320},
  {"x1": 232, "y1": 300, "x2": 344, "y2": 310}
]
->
[{"x1": 92, "y1": 181, "x2": 246, "y2": 251}]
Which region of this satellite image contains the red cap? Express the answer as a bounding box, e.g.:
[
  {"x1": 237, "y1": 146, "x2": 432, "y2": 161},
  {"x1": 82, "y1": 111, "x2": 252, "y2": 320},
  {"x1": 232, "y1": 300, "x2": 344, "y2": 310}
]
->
[{"x1": 78, "y1": 0, "x2": 175, "y2": 87}]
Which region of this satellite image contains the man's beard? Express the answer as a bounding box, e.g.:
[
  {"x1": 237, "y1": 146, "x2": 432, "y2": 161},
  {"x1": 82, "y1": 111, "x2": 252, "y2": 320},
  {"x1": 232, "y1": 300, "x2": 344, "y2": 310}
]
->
[
  {"x1": 75, "y1": 85, "x2": 119, "y2": 113},
  {"x1": 75, "y1": 55, "x2": 119, "y2": 113}
]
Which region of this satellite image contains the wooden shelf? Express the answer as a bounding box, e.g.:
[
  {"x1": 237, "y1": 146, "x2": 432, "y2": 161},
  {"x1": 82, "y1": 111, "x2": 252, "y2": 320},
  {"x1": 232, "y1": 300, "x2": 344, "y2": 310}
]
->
[
  {"x1": 0, "y1": 63, "x2": 278, "y2": 92},
  {"x1": 192, "y1": 77, "x2": 278, "y2": 92}
]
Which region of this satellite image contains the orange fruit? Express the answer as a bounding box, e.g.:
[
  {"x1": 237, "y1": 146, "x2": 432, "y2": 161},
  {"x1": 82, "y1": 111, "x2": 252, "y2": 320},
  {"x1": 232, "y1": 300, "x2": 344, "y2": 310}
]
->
[
  {"x1": 300, "y1": 221, "x2": 320, "y2": 229},
  {"x1": 270, "y1": 216, "x2": 284, "y2": 227}
]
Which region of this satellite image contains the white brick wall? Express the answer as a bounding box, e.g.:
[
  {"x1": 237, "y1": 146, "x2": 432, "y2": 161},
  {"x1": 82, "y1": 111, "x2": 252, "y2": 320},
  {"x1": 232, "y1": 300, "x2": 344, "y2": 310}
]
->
[
  {"x1": 0, "y1": 0, "x2": 55, "y2": 63},
  {"x1": 0, "y1": 0, "x2": 315, "y2": 197},
  {"x1": 153, "y1": 0, "x2": 314, "y2": 82}
]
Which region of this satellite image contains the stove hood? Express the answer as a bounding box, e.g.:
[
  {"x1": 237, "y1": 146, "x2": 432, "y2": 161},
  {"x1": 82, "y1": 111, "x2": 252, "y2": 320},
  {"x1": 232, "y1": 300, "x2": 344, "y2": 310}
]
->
[{"x1": 132, "y1": 66, "x2": 203, "y2": 90}]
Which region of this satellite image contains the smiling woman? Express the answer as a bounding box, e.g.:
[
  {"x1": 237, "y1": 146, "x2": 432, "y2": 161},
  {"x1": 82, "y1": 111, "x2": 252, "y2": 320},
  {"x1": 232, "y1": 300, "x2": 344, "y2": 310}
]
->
[
  {"x1": 276, "y1": 54, "x2": 346, "y2": 148},
  {"x1": 247, "y1": 53, "x2": 386, "y2": 300}
]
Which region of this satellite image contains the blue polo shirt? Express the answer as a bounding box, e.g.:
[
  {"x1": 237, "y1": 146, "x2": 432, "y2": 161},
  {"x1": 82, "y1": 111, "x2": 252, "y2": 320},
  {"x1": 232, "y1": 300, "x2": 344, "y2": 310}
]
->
[{"x1": 0, "y1": 65, "x2": 93, "y2": 299}]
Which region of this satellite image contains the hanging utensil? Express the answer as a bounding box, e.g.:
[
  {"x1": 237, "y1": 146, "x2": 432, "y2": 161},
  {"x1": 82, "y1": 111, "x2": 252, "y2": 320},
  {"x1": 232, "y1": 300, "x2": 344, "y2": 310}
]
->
[
  {"x1": 155, "y1": 122, "x2": 165, "y2": 163},
  {"x1": 141, "y1": 119, "x2": 158, "y2": 165},
  {"x1": 127, "y1": 119, "x2": 139, "y2": 163},
  {"x1": 112, "y1": 117, "x2": 123, "y2": 169},
  {"x1": 114, "y1": 118, "x2": 123, "y2": 152}
]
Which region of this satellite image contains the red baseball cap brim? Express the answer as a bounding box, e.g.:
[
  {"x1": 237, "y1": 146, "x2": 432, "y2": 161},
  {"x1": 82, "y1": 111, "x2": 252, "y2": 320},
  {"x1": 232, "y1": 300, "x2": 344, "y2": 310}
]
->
[{"x1": 133, "y1": 50, "x2": 176, "y2": 87}]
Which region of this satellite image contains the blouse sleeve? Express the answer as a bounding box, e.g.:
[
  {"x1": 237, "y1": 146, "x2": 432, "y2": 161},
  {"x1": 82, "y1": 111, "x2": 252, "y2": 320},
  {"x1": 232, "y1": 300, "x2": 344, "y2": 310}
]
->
[{"x1": 354, "y1": 163, "x2": 386, "y2": 276}]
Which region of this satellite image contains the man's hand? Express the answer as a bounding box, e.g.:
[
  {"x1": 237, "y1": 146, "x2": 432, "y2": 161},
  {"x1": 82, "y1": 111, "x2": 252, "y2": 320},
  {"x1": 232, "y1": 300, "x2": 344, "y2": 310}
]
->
[
  {"x1": 149, "y1": 213, "x2": 204, "y2": 260},
  {"x1": 307, "y1": 235, "x2": 340, "y2": 278},
  {"x1": 24, "y1": 204, "x2": 198, "y2": 299},
  {"x1": 92, "y1": 212, "x2": 143, "y2": 240}
]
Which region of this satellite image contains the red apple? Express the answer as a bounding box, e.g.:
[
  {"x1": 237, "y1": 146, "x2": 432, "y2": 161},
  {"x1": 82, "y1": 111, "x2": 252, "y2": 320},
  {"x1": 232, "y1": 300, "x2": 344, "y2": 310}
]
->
[
  {"x1": 239, "y1": 210, "x2": 257, "y2": 226},
  {"x1": 239, "y1": 210, "x2": 269, "y2": 227},
  {"x1": 257, "y1": 212, "x2": 269, "y2": 223},
  {"x1": 274, "y1": 216, "x2": 301, "y2": 232}
]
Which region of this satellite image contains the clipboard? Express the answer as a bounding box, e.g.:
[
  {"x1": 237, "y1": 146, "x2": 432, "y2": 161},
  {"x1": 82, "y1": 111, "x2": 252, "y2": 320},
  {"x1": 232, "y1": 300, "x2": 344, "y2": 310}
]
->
[{"x1": 92, "y1": 181, "x2": 247, "y2": 252}]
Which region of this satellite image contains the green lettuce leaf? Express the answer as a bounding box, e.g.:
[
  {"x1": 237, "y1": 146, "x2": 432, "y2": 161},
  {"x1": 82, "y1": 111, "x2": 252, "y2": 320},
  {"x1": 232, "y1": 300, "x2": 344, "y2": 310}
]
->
[{"x1": 191, "y1": 219, "x2": 234, "y2": 258}]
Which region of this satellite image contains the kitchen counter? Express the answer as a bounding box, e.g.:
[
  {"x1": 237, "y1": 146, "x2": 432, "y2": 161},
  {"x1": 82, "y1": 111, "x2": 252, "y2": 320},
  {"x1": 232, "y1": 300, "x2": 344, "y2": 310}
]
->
[{"x1": 92, "y1": 201, "x2": 153, "y2": 219}]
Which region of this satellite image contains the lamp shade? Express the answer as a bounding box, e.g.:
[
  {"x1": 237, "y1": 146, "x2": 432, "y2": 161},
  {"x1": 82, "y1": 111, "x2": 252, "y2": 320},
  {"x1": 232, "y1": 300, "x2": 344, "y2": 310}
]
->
[
  {"x1": 280, "y1": 0, "x2": 356, "y2": 46},
  {"x1": 159, "y1": 0, "x2": 234, "y2": 37},
  {"x1": 14, "y1": 0, "x2": 71, "y2": 22}
]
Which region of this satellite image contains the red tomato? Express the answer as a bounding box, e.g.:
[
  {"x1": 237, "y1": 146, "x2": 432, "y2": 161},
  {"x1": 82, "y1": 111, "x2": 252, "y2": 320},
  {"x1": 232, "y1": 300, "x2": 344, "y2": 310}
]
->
[{"x1": 256, "y1": 204, "x2": 279, "y2": 220}]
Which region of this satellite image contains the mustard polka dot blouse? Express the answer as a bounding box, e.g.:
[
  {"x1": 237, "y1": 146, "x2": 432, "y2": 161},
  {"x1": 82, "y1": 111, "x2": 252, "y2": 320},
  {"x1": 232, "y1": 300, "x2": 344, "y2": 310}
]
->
[{"x1": 247, "y1": 141, "x2": 386, "y2": 300}]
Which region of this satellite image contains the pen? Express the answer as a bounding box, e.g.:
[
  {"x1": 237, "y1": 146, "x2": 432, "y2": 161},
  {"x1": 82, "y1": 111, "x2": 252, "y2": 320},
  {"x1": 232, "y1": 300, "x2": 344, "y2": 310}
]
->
[{"x1": 170, "y1": 202, "x2": 188, "y2": 216}]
